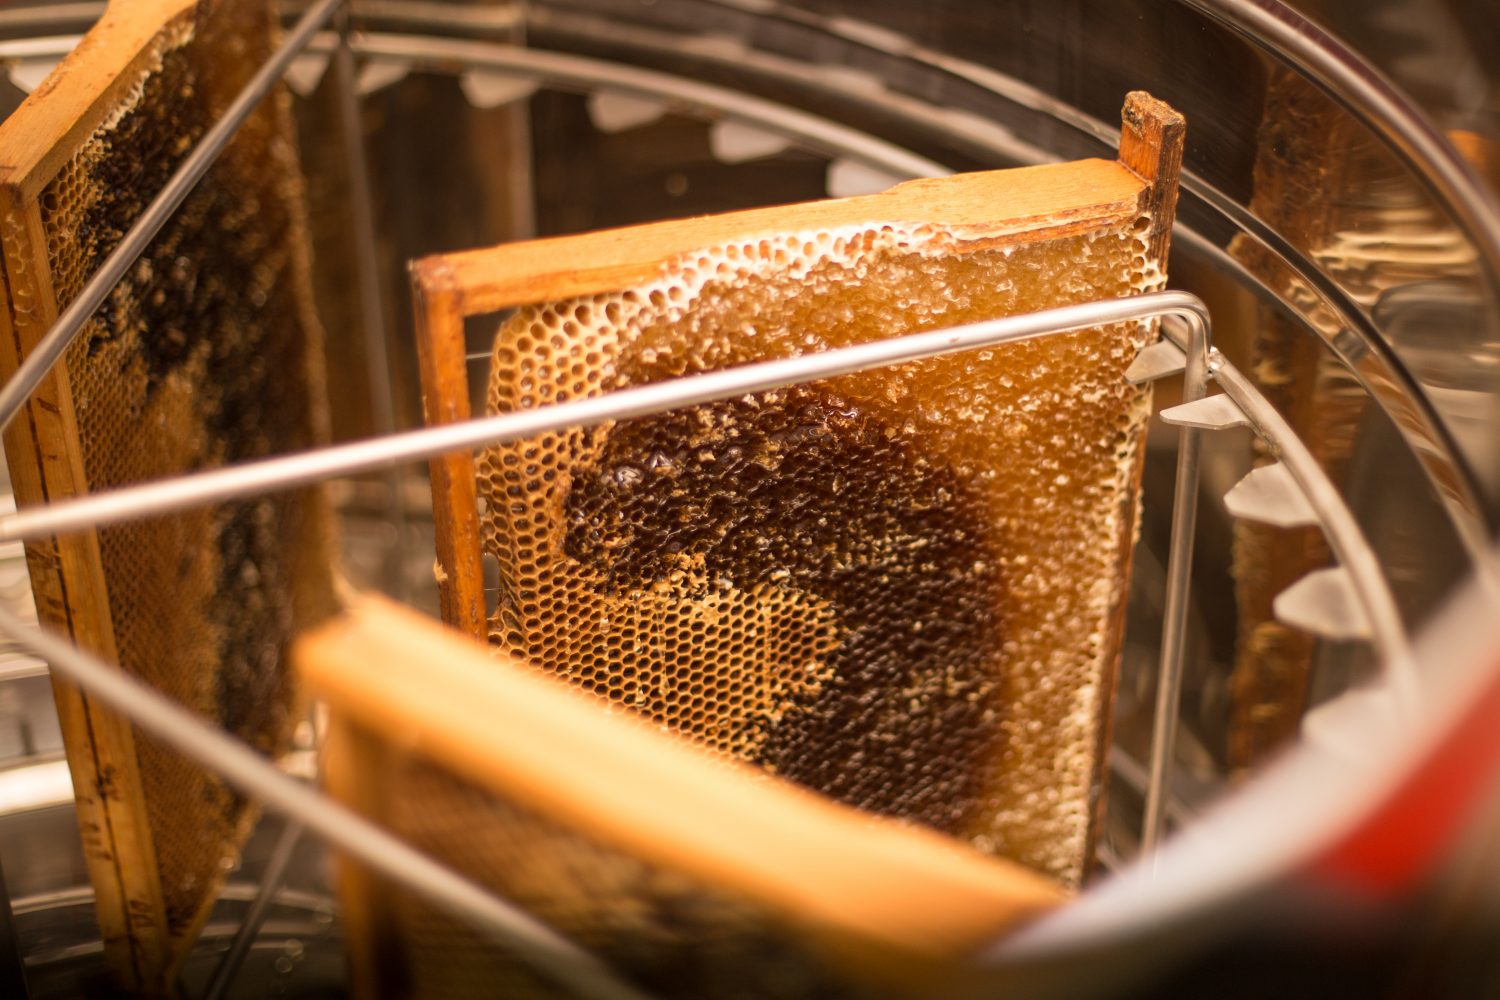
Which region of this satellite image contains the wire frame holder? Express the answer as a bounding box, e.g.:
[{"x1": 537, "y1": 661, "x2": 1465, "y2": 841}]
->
[
  {"x1": 0, "y1": 293, "x2": 1209, "y2": 990},
  {"x1": 1139, "y1": 313, "x2": 1210, "y2": 862}
]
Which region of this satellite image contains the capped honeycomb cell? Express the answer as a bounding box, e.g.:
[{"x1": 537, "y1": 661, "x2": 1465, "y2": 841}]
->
[{"x1": 478, "y1": 218, "x2": 1155, "y2": 883}]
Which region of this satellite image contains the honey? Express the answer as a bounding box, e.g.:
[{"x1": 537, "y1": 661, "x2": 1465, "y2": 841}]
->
[{"x1": 478, "y1": 219, "x2": 1157, "y2": 884}]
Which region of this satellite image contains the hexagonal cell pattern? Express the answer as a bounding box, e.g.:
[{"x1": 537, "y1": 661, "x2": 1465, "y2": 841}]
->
[{"x1": 477, "y1": 215, "x2": 1157, "y2": 885}]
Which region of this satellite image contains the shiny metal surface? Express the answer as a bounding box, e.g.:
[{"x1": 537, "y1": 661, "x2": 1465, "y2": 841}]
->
[
  {"x1": 1142, "y1": 313, "x2": 1210, "y2": 861},
  {"x1": 333, "y1": 10, "x2": 411, "y2": 599}
]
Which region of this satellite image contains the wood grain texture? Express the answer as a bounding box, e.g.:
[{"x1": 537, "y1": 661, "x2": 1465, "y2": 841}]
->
[
  {"x1": 301, "y1": 597, "x2": 1066, "y2": 988},
  {"x1": 1118, "y1": 90, "x2": 1187, "y2": 272},
  {"x1": 0, "y1": 185, "x2": 171, "y2": 993},
  {"x1": 0, "y1": 0, "x2": 197, "y2": 199},
  {"x1": 413, "y1": 285, "x2": 486, "y2": 638}
]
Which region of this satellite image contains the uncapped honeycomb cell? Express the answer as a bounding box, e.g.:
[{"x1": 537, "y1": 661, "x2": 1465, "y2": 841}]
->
[
  {"x1": 29, "y1": 4, "x2": 334, "y2": 949},
  {"x1": 478, "y1": 218, "x2": 1158, "y2": 886}
]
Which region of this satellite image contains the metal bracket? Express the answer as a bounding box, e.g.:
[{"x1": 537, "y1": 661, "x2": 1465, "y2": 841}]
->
[{"x1": 1224, "y1": 462, "x2": 1318, "y2": 528}]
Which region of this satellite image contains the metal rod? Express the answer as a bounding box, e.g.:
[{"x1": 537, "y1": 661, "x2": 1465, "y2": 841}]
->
[
  {"x1": 1141, "y1": 313, "x2": 1211, "y2": 862},
  {"x1": 332, "y1": 12, "x2": 412, "y2": 600},
  {"x1": 1213, "y1": 357, "x2": 1419, "y2": 706},
  {"x1": 0, "y1": 292, "x2": 1211, "y2": 543},
  {"x1": 0, "y1": 603, "x2": 650, "y2": 1000},
  {"x1": 201, "y1": 820, "x2": 306, "y2": 1000},
  {"x1": 0, "y1": 0, "x2": 343, "y2": 434}
]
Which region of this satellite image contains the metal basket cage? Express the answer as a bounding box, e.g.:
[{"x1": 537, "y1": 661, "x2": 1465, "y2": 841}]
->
[{"x1": 0, "y1": 0, "x2": 1495, "y2": 997}]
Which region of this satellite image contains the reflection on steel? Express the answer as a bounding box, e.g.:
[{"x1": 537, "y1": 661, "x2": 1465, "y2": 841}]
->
[
  {"x1": 1174, "y1": 227, "x2": 1493, "y2": 575},
  {"x1": 333, "y1": 11, "x2": 411, "y2": 600},
  {"x1": 0, "y1": 602, "x2": 653, "y2": 1000},
  {"x1": 0, "y1": 0, "x2": 343, "y2": 433},
  {"x1": 1184, "y1": 0, "x2": 1500, "y2": 305},
  {"x1": 201, "y1": 821, "x2": 305, "y2": 1000},
  {"x1": 1213, "y1": 357, "x2": 1419, "y2": 703},
  {"x1": 0, "y1": 292, "x2": 1210, "y2": 543}
]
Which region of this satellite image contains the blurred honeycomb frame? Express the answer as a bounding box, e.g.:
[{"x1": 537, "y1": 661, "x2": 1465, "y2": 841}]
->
[{"x1": 299, "y1": 595, "x2": 1066, "y2": 999}]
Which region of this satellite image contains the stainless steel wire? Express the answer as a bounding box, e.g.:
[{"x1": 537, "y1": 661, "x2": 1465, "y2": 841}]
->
[
  {"x1": 332, "y1": 11, "x2": 412, "y2": 600},
  {"x1": 0, "y1": 3, "x2": 1437, "y2": 984},
  {"x1": 201, "y1": 821, "x2": 306, "y2": 1000},
  {"x1": 0, "y1": 292, "x2": 1211, "y2": 544}
]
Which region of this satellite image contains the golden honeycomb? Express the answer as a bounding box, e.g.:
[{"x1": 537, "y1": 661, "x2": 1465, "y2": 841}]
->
[
  {"x1": 477, "y1": 216, "x2": 1159, "y2": 885},
  {"x1": 27, "y1": 1, "x2": 335, "y2": 954}
]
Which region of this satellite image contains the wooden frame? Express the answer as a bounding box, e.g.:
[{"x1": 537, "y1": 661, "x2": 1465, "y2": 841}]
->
[
  {"x1": 299, "y1": 597, "x2": 1066, "y2": 996},
  {"x1": 411, "y1": 92, "x2": 1185, "y2": 889},
  {"x1": 0, "y1": 0, "x2": 333, "y2": 990},
  {"x1": 413, "y1": 92, "x2": 1184, "y2": 640}
]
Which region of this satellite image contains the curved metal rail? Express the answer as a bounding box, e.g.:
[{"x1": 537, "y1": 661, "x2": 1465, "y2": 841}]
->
[{"x1": 0, "y1": 16, "x2": 1489, "y2": 571}]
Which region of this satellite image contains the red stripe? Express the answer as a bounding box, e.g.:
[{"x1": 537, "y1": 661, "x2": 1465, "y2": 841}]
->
[{"x1": 1309, "y1": 655, "x2": 1500, "y2": 895}]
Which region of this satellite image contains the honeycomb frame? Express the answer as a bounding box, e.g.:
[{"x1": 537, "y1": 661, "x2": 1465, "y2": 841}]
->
[
  {"x1": 412, "y1": 93, "x2": 1183, "y2": 896},
  {"x1": 0, "y1": 0, "x2": 335, "y2": 990},
  {"x1": 300, "y1": 596, "x2": 1065, "y2": 999}
]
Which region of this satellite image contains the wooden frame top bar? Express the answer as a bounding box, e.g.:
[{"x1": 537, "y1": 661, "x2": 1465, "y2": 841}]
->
[
  {"x1": 412, "y1": 158, "x2": 1146, "y2": 313},
  {"x1": 0, "y1": 0, "x2": 197, "y2": 197}
]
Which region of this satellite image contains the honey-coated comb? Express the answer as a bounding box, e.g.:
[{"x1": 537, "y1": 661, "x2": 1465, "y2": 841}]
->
[{"x1": 415, "y1": 93, "x2": 1184, "y2": 890}]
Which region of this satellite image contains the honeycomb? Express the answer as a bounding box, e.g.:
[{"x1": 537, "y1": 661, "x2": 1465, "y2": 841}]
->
[
  {"x1": 371, "y1": 749, "x2": 865, "y2": 1000},
  {"x1": 478, "y1": 217, "x2": 1160, "y2": 884},
  {"x1": 29, "y1": 0, "x2": 334, "y2": 955}
]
